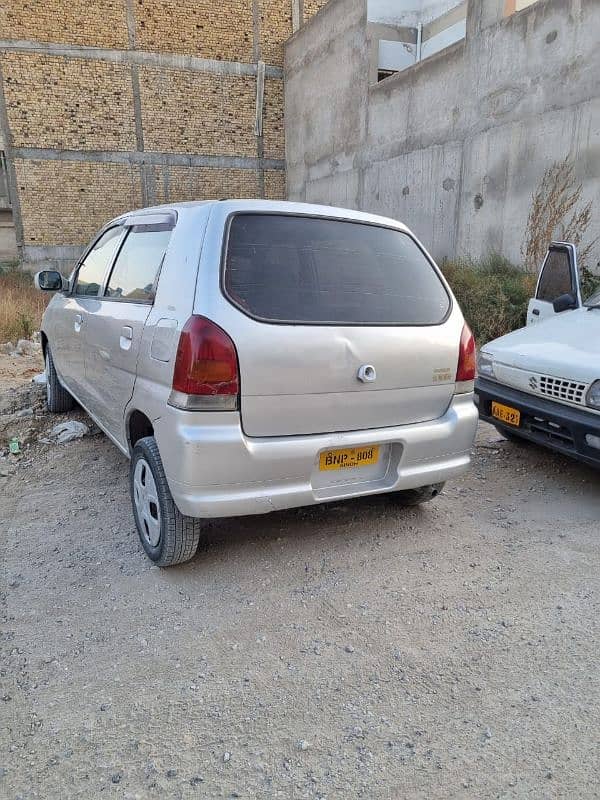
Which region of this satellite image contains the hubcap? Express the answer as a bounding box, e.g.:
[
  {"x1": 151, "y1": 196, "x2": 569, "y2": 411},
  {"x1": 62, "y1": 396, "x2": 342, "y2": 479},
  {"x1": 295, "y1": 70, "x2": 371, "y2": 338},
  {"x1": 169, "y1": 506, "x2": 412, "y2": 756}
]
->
[{"x1": 133, "y1": 458, "x2": 161, "y2": 548}]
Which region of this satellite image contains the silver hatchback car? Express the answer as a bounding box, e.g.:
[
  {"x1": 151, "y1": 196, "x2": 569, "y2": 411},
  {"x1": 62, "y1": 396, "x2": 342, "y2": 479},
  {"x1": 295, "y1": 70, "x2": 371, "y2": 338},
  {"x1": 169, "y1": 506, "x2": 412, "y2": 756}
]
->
[{"x1": 36, "y1": 200, "x2": 478, "y2": 566}]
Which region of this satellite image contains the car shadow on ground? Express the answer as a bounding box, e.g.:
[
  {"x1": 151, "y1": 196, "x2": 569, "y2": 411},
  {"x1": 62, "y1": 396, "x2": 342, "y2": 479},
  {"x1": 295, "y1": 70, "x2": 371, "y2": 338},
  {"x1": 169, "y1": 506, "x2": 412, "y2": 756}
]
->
[{"x1": 177, "y1": 489, "x2": 441, "y2": 570}]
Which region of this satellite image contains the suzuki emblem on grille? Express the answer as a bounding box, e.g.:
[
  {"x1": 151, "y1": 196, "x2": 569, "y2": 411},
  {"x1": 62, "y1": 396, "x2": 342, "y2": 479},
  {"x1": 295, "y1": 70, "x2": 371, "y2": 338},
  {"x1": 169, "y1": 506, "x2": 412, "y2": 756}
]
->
[
  {"x1": 357, "y1": 364, "x2": 377, "y2": 383},
  {"x1": 529, "y1": 376, "x2": 538, "y2": 390}
]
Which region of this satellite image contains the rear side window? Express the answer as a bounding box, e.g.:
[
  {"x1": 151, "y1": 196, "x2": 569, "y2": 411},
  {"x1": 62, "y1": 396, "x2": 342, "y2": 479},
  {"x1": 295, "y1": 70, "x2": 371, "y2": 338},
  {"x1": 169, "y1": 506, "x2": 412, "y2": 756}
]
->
[
  {"x1": 75, "y1": 227, "x2": 124, "y2": 297},
  {"x1": 105, "y1": 225, "x2": 172, "y2": 302},
  {"x1": 223, "y1": 214, "x2": 450, "y2": 325}
]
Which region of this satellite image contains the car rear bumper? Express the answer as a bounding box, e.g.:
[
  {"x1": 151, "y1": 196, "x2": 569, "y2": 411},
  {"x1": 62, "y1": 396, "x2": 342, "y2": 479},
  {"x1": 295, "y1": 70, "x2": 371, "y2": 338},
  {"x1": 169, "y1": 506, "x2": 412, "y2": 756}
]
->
[
  {"x1": 154, "y1": 393, "x2": 478, "y2": 518},
  {"x1": 476, "y1": 376, "x2": 600, "y2": 469}
]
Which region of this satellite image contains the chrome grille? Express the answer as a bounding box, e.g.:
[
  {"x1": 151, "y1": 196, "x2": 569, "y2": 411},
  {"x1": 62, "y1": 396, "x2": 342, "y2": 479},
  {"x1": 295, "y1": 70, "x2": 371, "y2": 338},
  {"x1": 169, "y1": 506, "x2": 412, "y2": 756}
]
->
[{"x1": 537, "y1": 375, "x2": 587, "y2": 405}]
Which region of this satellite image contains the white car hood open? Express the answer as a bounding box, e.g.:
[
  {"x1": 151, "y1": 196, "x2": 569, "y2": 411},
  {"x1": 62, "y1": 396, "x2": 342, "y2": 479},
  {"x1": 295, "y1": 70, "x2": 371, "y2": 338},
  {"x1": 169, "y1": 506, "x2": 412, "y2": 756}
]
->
[{"x1": 483, "y1": 308, "x2": 600, "y2": 384}]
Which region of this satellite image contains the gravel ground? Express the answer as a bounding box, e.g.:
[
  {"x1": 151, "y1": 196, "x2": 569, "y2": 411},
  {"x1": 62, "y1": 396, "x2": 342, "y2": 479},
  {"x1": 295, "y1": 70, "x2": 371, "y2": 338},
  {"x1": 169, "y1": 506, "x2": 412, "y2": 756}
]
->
[
  {"x1": 0, "y1": 351, "x2": 44, "y2": 394},
  {"x1": 1, "y1": 393, "x2": 600, "y2": 799}
]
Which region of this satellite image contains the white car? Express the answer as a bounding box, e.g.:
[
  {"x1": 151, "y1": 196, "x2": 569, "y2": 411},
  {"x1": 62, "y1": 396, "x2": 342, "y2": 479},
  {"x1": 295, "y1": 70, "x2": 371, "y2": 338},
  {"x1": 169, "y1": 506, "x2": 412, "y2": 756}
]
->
[
  {"x1": 35, "y1": 200, "x2": 479, "y2": 566},
  {"x1": 476, "y1": 242, "x2": 600, "y2": 468}
]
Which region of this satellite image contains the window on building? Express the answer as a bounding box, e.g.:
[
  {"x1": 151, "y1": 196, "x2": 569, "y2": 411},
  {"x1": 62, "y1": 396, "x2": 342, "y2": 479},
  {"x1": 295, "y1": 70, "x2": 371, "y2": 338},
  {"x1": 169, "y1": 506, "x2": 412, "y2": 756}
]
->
[{"x1": 371, "y1": 1, "x2": 467, "y2": 83}]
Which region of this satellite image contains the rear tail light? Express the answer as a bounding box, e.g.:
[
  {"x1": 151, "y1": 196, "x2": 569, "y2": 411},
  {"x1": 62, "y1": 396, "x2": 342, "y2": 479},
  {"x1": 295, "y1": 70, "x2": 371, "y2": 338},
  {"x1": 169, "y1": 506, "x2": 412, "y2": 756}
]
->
[
  {"x1": 169, "y1": 316, "x2": 239, "y2": 411},
  {"x1": 456, "y1": 322, "x2": 476, "y2": 383}
]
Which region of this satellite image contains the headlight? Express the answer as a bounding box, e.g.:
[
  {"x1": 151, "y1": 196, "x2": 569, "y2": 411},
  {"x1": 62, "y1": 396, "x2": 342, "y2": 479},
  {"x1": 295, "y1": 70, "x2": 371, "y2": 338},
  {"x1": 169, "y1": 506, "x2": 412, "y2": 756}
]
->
[
  {"x1": 586, "y1": 380, "x2": 600, "y2": 409},
  {"x1": 477, "y1": 352, "x2": 495, "y2": 378}
]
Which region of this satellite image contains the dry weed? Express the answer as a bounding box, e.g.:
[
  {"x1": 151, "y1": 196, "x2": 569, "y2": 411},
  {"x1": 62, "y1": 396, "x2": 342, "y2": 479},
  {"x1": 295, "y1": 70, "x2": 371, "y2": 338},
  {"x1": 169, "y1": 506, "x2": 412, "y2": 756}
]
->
[
  {"x1": 522, "y1": 159, "x2": 597, "y2": 274},
  {"x1": 0, "y1": 264, "x2": 48, "y2": 343}
]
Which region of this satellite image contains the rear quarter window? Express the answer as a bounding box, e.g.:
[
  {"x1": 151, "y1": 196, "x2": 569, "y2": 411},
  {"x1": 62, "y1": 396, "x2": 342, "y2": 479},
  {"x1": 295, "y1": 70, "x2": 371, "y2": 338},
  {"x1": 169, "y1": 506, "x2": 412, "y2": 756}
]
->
[{"x1": 223, "y1": 214, "x2": 450, "y2": 325}]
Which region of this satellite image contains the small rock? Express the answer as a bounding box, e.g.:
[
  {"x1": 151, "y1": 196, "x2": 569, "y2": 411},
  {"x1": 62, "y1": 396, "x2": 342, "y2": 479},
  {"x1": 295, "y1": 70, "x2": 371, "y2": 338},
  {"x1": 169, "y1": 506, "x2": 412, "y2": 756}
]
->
[
  {"x1": 484, "y1": 727, "x2": 492, "y2": 739},
  {"x1": 0, "y1": 342, "x2": 14, "y2": 355},
  {"x1": 15, "y1": 339, "x2": 37, "y2": 356},
  {"x1": 16, "y1": 408, "x2": 34, "y2": 418},
  {"x1": 298, "y1": 740, "x2": 310, "y2": 751},
  {"x1": 32, "y1": 372, "x2": 47, "y2": 385},
  {"x1": 166, "y1": 769, "x2": 177, "y2": 778},
  {"x1": 345, "y1": 645, "x2": 355, "y2": 653},
  {"x1": 111, "y1": 773, "x2": 122, "y2": 784},
  {"x1": 189, "y1": 776, "x2": 204, "y2": 786},
  {"x1": 223, "y1": 752, "x2": 231, "y2": 763}
]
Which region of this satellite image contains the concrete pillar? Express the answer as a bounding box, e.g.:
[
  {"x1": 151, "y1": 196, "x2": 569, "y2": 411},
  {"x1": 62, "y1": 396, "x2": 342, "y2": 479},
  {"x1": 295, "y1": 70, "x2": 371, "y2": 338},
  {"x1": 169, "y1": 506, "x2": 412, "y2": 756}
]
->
[{"x1": 292, "y1": 0, "x2": 301, "y2": 32}]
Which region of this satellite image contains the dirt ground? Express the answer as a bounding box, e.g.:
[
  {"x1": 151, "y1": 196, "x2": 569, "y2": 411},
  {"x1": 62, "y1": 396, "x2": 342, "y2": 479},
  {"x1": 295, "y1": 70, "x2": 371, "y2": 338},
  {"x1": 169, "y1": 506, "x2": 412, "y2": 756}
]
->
[
  {"x1": 0, "y1": 351, "x2": 44, "y2": 393},
  {"x1": 2, "y1": 375, "x2": 600, "y2": 799}
]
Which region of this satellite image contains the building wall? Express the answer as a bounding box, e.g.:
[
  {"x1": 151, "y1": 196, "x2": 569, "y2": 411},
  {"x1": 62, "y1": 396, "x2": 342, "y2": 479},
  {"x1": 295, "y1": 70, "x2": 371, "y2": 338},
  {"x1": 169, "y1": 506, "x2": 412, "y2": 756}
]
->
[
  {"x1": 285, "y1": 0, "x2": 600, "y2": 266},
  {"x1": 0, "y1": 0, "x2": 328, "y2": 270}
]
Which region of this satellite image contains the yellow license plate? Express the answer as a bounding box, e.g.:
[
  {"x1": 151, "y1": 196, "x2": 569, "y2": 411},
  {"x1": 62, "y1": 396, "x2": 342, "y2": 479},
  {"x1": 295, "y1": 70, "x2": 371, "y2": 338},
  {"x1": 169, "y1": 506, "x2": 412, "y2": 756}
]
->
[
  {"x1": 319, "y1": 445, "x2": 380, "y2": 471},
  {"x1": 491, "y1": 401, "x2": 521, "y2": 427}
]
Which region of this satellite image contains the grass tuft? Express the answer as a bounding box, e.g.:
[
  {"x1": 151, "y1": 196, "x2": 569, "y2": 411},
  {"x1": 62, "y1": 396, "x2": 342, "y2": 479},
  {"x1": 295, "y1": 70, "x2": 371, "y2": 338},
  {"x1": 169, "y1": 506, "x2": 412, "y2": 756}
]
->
[
  {"x1": 0, "y1": 262, "x2": 49, "y2": 344},
  {"x1": 442, "y1": 254, "x2": 536, "y2": 345}
]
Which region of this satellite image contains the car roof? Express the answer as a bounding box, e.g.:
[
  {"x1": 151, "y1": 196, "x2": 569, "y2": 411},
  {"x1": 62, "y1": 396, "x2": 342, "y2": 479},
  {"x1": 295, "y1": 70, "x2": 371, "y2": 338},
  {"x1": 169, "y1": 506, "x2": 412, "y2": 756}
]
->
[{"x1": 109, "y1": 199, "x2": 411, "y2": 233}]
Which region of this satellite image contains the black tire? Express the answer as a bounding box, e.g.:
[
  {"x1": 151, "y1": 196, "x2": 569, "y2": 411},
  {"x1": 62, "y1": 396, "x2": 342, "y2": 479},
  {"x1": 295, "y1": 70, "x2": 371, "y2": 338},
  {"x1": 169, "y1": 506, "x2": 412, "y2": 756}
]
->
[
  {"x1": 45, "y1": 346, "x2": 75, "y2": 413},
  {"x1": 494, "y1": 425, "x2": 526, "y2": 444},
  {"x1": 394, "y1": 482, "x2": 445, "y2": 507},
  {"x1": 129, "y1": 436, "x2": 202, "y2": 567}
]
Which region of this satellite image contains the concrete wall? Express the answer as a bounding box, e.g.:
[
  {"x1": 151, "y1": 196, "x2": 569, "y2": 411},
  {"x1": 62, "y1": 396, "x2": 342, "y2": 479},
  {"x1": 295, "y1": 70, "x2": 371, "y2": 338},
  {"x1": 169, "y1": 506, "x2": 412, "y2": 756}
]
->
[
  {"x1": 369, "y1": 0, "x2": 463, "y2": 25},
  {"x1": 0, "y1": 0, "x2": 329, "y2": 271},
  {"x1": 285, "y1": 0, "x2": 600, "y2": 267}
]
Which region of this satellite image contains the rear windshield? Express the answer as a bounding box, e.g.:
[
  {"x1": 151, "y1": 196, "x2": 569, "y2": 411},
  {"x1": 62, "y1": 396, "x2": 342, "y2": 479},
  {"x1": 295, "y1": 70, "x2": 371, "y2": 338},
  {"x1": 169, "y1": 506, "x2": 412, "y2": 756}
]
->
[{"x1": 223, "y1": 214, "x2": 450, "y2": 325}]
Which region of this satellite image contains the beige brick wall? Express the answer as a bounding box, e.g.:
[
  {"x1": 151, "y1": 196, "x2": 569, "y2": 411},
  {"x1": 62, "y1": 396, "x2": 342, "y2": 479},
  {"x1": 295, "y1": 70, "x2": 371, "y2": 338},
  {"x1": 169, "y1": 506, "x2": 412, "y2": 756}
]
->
[
  {"x1": 139, "y1": 66, "x2": 257, "y2": 157},
  {"x1": 264, "y1": 169, "x2": 286, "y2": 200},
  {"x1": 151, "y1": 166, "x2": 260, "y2": 204},
  {"x1": 0, "y1": 0, "x2": 129, "y2": 49},
  {"x1": 1, "y1": 0, "x2": 305, "y2": 253},
  {"x1": 2, "y1": 53, "x2": 137, "y2": 151},
  {"x1": 135, "y1": 0, "x2": 254, "y2": 62},
  {"x1": 304, "y1": 0, "x2": 330, "y2": 22},
  {"x1": 259, "y1": 0, "x2": 293, "y2": 66},
  {"x1": 15, "y1": 160, "x2": 142, "y2": 245}
]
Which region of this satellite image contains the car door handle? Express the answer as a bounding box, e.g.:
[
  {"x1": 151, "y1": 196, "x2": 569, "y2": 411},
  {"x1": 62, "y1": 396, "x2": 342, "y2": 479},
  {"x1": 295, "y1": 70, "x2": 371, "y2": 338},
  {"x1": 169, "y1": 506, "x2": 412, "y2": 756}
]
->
[
  {"x1": 74, "y1": 313, "x2": 83, "y2": 332},
  {"x1": 532, "y1": 309, "x2": 540, "y2": 316},
  {"x1": 120, "y1": 326, "x2": 134, "y2": 351}
]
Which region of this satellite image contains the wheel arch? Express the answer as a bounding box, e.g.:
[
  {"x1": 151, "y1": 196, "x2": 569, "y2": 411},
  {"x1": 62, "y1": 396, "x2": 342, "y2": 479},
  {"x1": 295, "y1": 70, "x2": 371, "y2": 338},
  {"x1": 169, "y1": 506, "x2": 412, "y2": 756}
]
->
[{"x1": 126, "y1": 408, "x2": 155, "y2": 454}]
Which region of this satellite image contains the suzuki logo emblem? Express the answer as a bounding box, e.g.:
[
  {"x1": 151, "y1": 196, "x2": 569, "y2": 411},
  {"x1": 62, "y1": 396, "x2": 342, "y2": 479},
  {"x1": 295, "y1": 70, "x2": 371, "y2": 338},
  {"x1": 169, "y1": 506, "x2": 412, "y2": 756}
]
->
[
  {"x1": 357, "y1": 364, "x2": 377, "y2": 383},
  {"x1": 529, "y1": 376, "x2": 538, "y2": 390}
]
